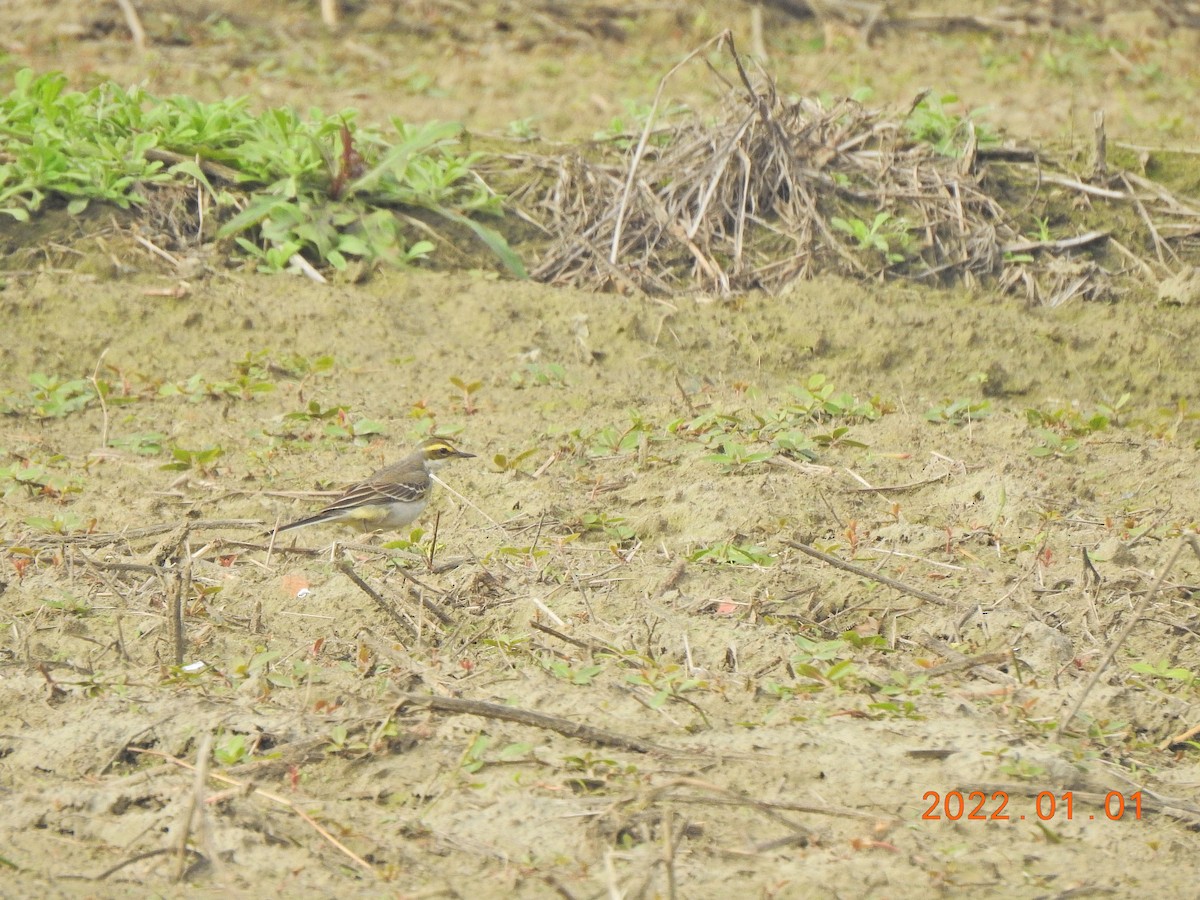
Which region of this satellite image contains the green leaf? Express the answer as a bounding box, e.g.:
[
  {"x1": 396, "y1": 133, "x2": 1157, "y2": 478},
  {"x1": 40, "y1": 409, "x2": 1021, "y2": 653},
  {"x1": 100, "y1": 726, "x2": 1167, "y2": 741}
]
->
[{"x1": 434, "y1": 205, "x2": 527, "y2": 278}]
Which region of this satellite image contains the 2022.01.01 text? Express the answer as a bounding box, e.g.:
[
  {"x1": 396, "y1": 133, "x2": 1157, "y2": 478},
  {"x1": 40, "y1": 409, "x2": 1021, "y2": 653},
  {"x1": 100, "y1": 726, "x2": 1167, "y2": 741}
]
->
[{"x1": 921, "y1": 790, "x2": 1143, "y2": 822}]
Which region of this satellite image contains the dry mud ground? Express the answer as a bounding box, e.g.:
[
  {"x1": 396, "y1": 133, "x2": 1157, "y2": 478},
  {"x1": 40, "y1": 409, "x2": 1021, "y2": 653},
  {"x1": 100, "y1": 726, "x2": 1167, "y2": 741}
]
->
[{"x1": 3, "y1": 2, "x2": 1200, "y2": 897}]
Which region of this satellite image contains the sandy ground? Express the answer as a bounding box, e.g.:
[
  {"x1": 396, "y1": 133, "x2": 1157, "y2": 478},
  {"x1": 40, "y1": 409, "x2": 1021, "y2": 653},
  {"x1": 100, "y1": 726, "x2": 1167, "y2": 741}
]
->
[{"x1": 2, "y1": 2, "x2": 1200, "y2": 897}]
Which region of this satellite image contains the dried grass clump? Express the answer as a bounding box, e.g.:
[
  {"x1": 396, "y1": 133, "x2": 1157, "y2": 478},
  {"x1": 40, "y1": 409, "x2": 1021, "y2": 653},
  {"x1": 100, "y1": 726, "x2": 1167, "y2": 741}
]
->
[{"x1": 505, "y1": 32, "x2": 1196, "y2": 302}]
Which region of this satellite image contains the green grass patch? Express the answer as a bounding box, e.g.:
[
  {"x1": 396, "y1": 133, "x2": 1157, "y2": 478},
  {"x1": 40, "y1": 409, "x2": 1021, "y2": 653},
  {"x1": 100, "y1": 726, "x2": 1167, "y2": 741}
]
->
[{"x1": 0, "y1": 68, "x2": 524, "y2": 276}]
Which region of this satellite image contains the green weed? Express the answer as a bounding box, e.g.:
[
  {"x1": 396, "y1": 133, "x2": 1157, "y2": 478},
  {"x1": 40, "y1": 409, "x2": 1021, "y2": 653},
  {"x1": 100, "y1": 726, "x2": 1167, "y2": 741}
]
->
[
  {"x1": 1130, "y1": 660, "x2": 1197, "y2": 689},
  {"x1": 228, "y1": 648, "x2": 309, "y2": 690},
  {"x1": 867, "y1": 699, "x2": 922, "y2": 719},
  {"x1": 506, "y1": 117, "x2": 539, "y2": 141},
  {"x1": 161, "y1": 661, "x2": 215, "y2": 686},
  {"x1": 23, "y1": 373, "x2": 93, "y2": 419},
  {"x1": 380, "y1": 526, "x2": 433, "y2": 554},
  {"x1": 0, "y1": 69, "x2": 524, "y2": 276},
  {"x1": 160, "y1": 354, "x2": 276, "y2": 402},
  {"x1": 541, "y1": 657, "x2": 605, "y2": 685},
  {"x1": 0, "y1": 455, "x2": 84, "y2": 498},
  {"x1": 784, "y1": 374, "x2": 883, "y2": 422},
  {"x1": 688, "y1": 541, "x2": 774, "y2": 566},
  {"x1": 110, "y1": 432, "x2": 167, "y2": 456},
  {"x1": 42, "y1": 591, "x2": 92, "y2": 612},
  {"x1": 867, "y1": 670, "x2": 931, "y2": 720},
  {"x1": 588, "y1": 417, "x2": 653, "y2": 456},
  {"x1": 214, "y1": 733, "x2": 252, "y2": 766},
  {"x1": 811, "y1": 425, "x2": 867, "y2": 449},
  {"x1": 0, "y1": 71, "x2": 170, "y2": 218},
  {"x1": 592, "y1": 99, "x2": 689, "y2": 149},
  {"x1": 1028, "y1": 429, "x2": 1079, "y2": 459},
  {"x1": 459, "y1": 733, "x2": 533, "y2": 774},
  {"x1": 450, "y1": 376, "x2": 483, "y2": 415},
  {"x1": 785, "y1": 650, "x2": 858, "y2": 691},
  {"x1": 273, "y1": 352, "x2": 336, "y2": 380},
  {"x1": 998, "y1": 758, "x2": 1048, "y2": 780},
  {"x1": 625, "y1": 662, "x2": 704, "y2": 711},
  {"x1": 769, "y1": 430, "x2": 819, "y2": 459},
  {"x1": 925, "y1": 398, "x2": 992, "y2": 426},
  {"x1": 510, "y1": 362, "x2": 567, "y2": 389},
  {"x1": 162, "y1": 445, "x2": 225, "y2": 474},
  {"x1": 782, "y1": 632, "x2": 890, "y2": 696},
  {"x1": 323, "y1": 415, "x2": 385, "y2": 442},
  {"x1": 579, "y1": 512, "x2": 636, "y2": 544},
  {"x1": 704, "y1": 440, "x2": 773, "y2": 471},
  {"x1": 324, "y1": 724, "x2": 369, "y2": 756},
  {"x1": 25, "y1": 513, "x2": 84, "y2": 534},
  {"x1": 1039, "y1": 47, "x2": 1081, "y2": 80},
  {"x1": 492, "y1": 447, "x2": 538, "y2": 473},
  {"x1": 481, "y1": 633, "x2": 531, "y2": 655},
  {"x1": 830, "y1": 211, "x2": 911, "y2": 264},
  {"x1": 284, "y1": 400, "x2": 347, "y2": 425},
  {"x1": 561, "y1": 752, "x2": 637, "y2": 789},
  {"x1": 281, "y1": 400, "x2": 383, "y2": 442},
  {"x1": 1025, "y1": 395, "x2": 1130, "y2": 436},
  {"x1": 669, "y1": 410, "x2": 744, "y2": 441},
  {"x1": 670, "y1": 376, "x2": 881, "y2": 463},
  {"x1": 904, "y1": 92, "x2": 997, "y2": 158}
]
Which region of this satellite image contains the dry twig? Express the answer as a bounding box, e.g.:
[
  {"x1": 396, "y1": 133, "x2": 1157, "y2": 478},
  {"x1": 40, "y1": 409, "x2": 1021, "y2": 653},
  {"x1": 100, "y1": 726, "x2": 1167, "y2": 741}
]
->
[
  {"x1": 1059, "y1": 536, "x2": 1200, "y2": 735},
  {"x1": 393, "y1": 692, "x2": 666, "y2": 754},
  {"x1": 787, "y1": 539, "x2": 958, "y2": 608},
  {"x1": 130, "y1": 747, "x2": 375, "y2": 875}
]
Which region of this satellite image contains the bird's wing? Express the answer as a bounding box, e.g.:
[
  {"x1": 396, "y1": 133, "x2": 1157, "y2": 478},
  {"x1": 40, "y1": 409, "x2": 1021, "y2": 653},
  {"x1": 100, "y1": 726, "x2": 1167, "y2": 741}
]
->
[
  {"x1": 272, "y1": 459, "x2": 428, "y2": 533},
  {"x1": 336, "y1": 472, "x2": 428, "y2": 507}
]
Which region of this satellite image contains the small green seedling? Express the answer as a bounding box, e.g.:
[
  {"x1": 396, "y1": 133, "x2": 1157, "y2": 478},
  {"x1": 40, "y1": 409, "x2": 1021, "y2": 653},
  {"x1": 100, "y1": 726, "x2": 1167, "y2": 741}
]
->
[
  {"x1": 110, "y1": 432, "x2": 167, "y2": 456},
  {"x1": 25, "y1": 373, "x2": 93, "y2": 418},
  {"x1": 830, "y1": 212, "x2": 911, "y2": 264},
  {"x1": 579, "y1": 512, "x2": 636, "y2": 544},
  {"x1": 25, "y1": 513, "x2": 85, "y2": 534},
  {"x1": 688, "y1": 541, "x2": 774, "y2": 566},
  {"x1": 458, "y1": 733, "x2": 533, "y2": 774},
  {"x1": 213, "y1": 733, "x2": 251, "y2": 766},
  {"x1": 925, "y1": 398, "x2": 992, "y2": 426},
  {"x1": 492, "y1": 447, "x2": 538, "y2": 472},
  {"x1": 904, "y1": 92, "x2": 997, "y2": 158},
  {"x1": 162, "y1": 445, "x2": 225, "y2": 474},
  {"x1": 811, "y1": 426, "x2": 867, "y2": 449},
  {"x1": 324, "y1": 724, "x2": 369, "y2": 756},
  {"x1": 704, "y1": 441, "x2": 773, "y2": 471},
  {"x1": 510, "y1": 362, "x2": 567, "y2": 389},
  {"x1": 541, "y1": 657, "x2": 605, "y2": 685},
  {"x1": 1130, "y1": 660, "x2": 1197, "y2": 688},
  {"x1": 450, "y1": 376, "x2": 483, "y2": 415},
  {"x1": 1028, "y1": 429, "x2": 1079, "y2": 458}
]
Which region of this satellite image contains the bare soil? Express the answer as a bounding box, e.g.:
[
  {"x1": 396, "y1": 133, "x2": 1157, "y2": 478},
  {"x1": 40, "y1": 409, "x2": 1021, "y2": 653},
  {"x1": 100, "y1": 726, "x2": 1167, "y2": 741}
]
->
[{"x1": 2, "y1": 2, "x2": 1200, "y2": 897}]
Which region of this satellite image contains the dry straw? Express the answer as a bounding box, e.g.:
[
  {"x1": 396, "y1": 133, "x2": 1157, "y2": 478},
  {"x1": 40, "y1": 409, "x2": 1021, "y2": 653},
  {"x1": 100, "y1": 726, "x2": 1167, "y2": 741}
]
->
[{"x1": 503, "y1": 30, "x2": 1196, "y2": 302}]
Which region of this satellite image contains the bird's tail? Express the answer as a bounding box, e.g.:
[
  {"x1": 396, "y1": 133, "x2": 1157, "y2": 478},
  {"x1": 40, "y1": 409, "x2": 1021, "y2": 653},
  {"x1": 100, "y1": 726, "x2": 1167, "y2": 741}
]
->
[{"x1": 268, "y1": 512, "x2": 330, "y2": 536}]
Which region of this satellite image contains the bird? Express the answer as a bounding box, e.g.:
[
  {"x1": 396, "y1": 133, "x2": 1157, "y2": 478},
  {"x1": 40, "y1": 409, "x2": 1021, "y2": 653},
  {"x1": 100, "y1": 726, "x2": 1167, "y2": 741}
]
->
[{"x1": 271, "y1": 436, "x2": 475, "y2": 535}]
